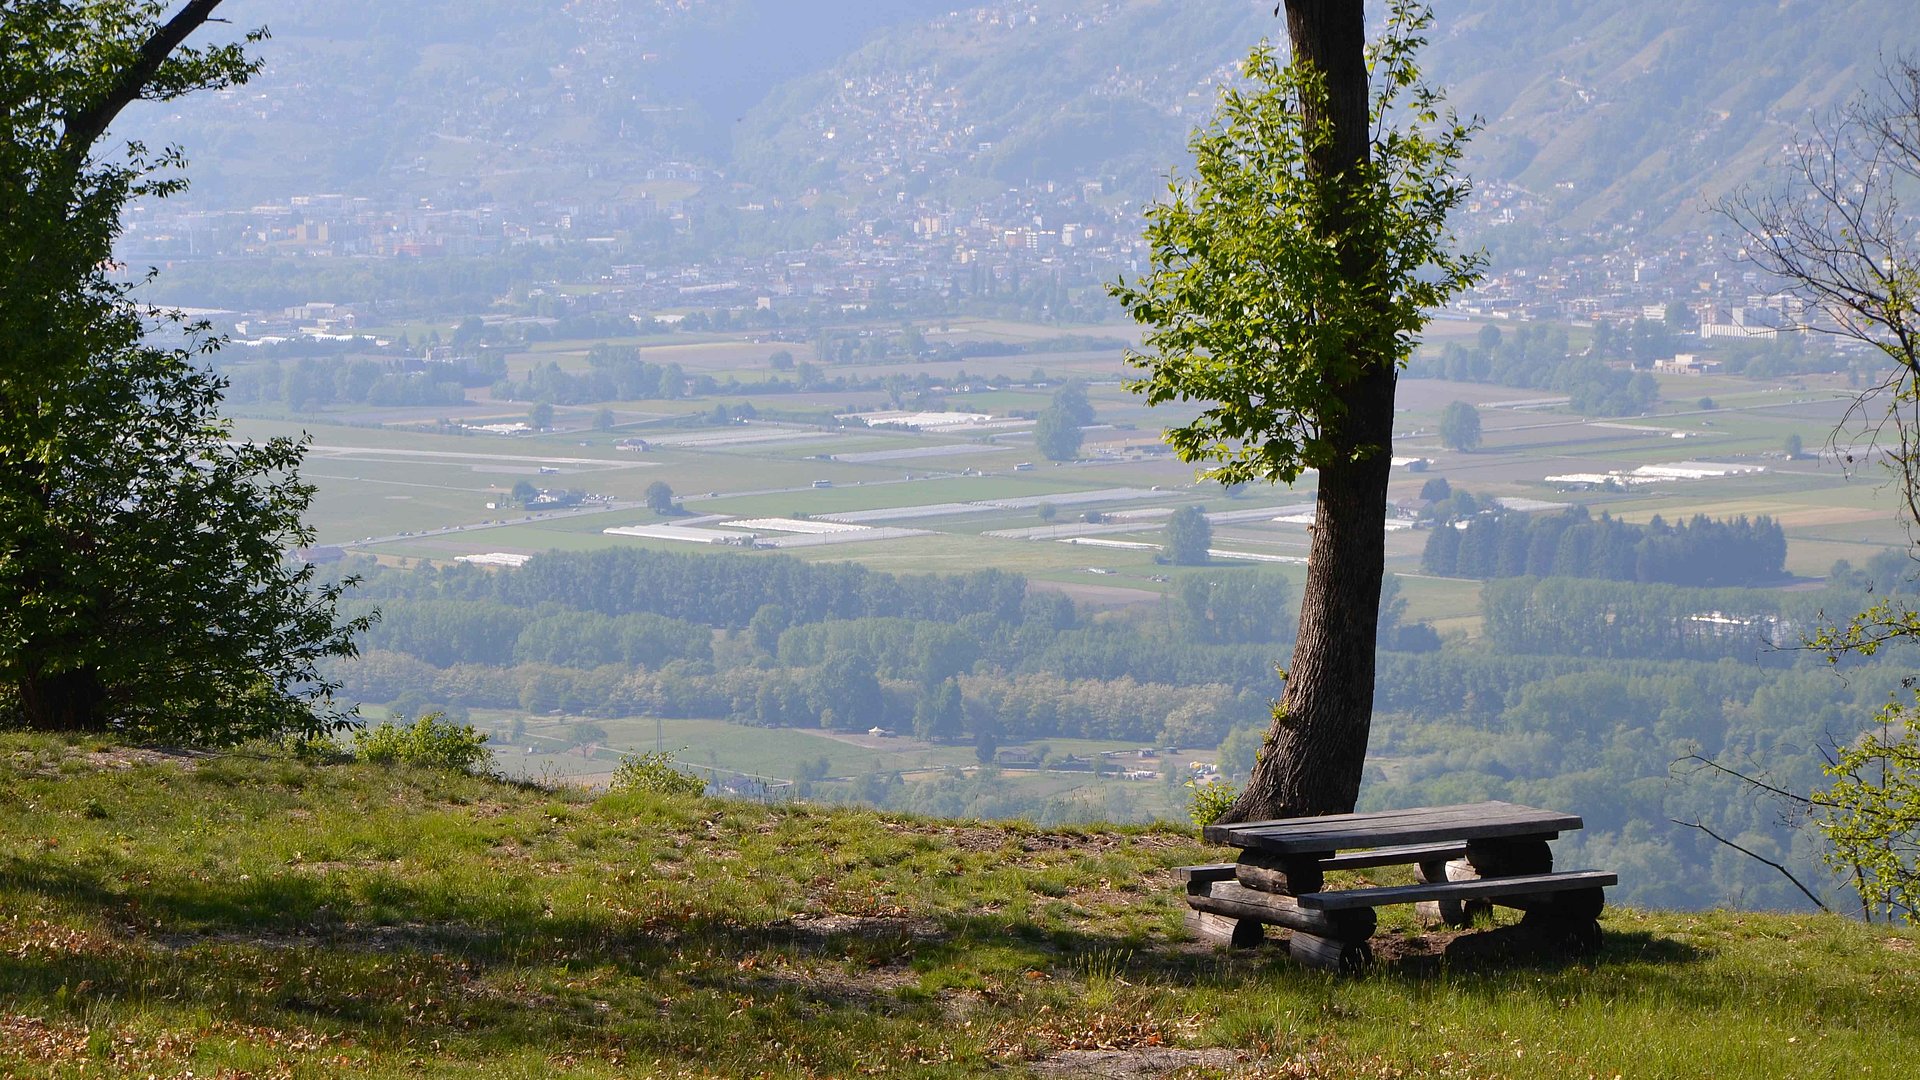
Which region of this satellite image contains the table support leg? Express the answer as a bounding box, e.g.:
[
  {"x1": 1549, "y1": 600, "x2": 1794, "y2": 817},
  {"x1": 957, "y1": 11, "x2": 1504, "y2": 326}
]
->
[
  {"x1": 1414, "y1": 858, "x2": 1484, "y2": 928},
  {"x1": 1290, "y1": 932, "x2": 1373, "y2": 974},
  {"x1": 1184, "y1": 909, "x2": 1264, "y2": 948}
]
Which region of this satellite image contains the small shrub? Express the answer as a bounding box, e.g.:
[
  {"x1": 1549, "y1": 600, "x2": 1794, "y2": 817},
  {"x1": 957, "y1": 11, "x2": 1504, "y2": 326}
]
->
[
  {"x1": 282, "y1": 732, "x2": 351, "y2": 764},
  {"x1": 353, "y1": 713, "x2": 494, "y2": 774},
  {"x1": 1188, "y1": 779, "x2": 1239, "y2": 829},
  {"x1": 609, "y1": 750, "x2": 707, "y2": 798}
]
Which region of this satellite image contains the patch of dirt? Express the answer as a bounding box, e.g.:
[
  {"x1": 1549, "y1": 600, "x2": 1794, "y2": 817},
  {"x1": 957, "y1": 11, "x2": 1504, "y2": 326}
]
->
[
  {"x1": 738, "y1": 959, "x2": 919, "y2": 1002},
  {"x1": 1027, "y1": 1048, "x2": 1251, "y2": 1078},
  {"x1": 1366, "y1": 930, "x2": 1466, "y2": 964},
  {"x1": 1885, "y1": 937, "x2": 1916, "y2": 952},
  {"x1": 781, "y1": 912, "x2": 943, "y2": 940},
  {"x1": 882, "y1": 820, "x2": 1190, "y2": 860},
  {"x1": 83, "y1": 747, "x2": 212, "y2": 771}
]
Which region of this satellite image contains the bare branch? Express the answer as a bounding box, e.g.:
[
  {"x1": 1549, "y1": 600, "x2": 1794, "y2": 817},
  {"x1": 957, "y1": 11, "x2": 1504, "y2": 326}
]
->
[
  {"x1": 1672, "y1": 819, "x2": 1831, "y2": 913},
  {"x1": 1675, "y1": 753, "x2": 1830, "y2": 808}
]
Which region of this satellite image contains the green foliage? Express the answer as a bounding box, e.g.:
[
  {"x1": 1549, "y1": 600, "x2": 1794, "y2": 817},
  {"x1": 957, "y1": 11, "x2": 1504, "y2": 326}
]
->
[
  {"x1": 911, "y1": 679, "x2": 964, "y2": 743},
  {"x1": 0, "y1": 2, "x2": 366, "y2": 741},
  {"x1": 1186, "y1": 778, "x2": 1239, "y2": 829},
  {"x1": 352, "y1": 713, "x2": 493, "y2": 774},
  {"x1": 1173, "y1": 571, "x2": 1292, "y2": 643},
  {"x1": 1438, "y1": 400, "x2": 1482, "y2": 451},
  {"x1": 1033, "y1": 384, "x2": 1089, "y2": 461},
  {"x1": 1428, "y1": 506, "x2": 1788, "y2": 587},
  {"x1": 645, "y1": 480, "x2": 676, "y2": 514},
  {"x1": 1407, "y1": 322, "x2": 1660, "y2": 417},
  {"x1": 1110, "y1": 2, "x2": 1482, "y2": 485},
  {"x1": 608, "y1": 749, "x2": 708, "y2": 798},
  {"x1": 1162, "y1": 506, "x2": 1212, "y2": 566},
  {"x1": 1815, "y1": 692, "x2": 1920, "y2": 923}
]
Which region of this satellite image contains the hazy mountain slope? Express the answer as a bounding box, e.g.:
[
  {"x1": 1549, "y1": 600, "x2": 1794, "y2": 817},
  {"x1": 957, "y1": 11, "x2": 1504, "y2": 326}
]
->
[
  {"x1": 729, "y1": 3, "x2": 1271, "y2": 200},
  {"x1": 1425, "y1": 0, "x2": 1895, "y2": 231},
  {"x1": 123, "y1": 0, "x2": 954, "y2": 206},
  {"x1": 125, "y1": 0, "x2": 1905, "y2": 231},
  {"x1": 736, "y1": 0, "x2": 1900, "y2": 228}
]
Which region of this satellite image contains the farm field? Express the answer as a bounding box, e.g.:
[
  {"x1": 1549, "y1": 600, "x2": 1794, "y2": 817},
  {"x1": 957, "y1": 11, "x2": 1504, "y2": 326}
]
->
[{"x1": 250, "y1": 320, "x2": 1904, "y2": 622}]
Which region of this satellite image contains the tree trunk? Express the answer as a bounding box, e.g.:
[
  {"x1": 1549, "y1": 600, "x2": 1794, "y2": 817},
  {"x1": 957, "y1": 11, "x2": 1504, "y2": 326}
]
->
[
  {"x1": 18, "y1": 665, "x2": 109, "y2": 733},
  {"x1": 1219, "y1": 0, "x2": 1388, "y2": 823}
]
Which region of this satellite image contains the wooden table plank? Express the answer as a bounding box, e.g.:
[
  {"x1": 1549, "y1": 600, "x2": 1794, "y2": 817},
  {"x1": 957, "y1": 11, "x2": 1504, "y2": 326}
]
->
[
  {"x1": 1204, "y1": 801, "x2": 1582, "y2": 854},
  {"x1": 1293, "y1": 870, "x2": 1617, "y2": 911}
]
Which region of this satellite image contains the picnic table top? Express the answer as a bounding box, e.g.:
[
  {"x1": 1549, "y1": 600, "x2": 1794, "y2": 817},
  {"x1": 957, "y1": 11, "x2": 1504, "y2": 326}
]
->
[{"x1": 1202, "y1": 800, "x2": 1582, "y2": 856}]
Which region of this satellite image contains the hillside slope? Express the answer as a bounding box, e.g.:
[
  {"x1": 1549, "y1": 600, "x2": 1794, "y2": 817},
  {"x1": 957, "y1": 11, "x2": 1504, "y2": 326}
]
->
[
  {"x1": 130, "y1": 1, "x2": 1900, "y2": 232},
  {"x1": 0, "y1": 734, "x2": 1914, "y2": 1077}
]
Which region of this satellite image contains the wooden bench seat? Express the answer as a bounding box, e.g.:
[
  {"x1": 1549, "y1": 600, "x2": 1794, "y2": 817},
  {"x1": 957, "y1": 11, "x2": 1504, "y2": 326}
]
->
[
  {"x1": 1172, "y1": 841, "x2": 1467, "y2": 886},
  {"x1": 1294, "y1": 870, "x2": 1617, "y2": 911}
]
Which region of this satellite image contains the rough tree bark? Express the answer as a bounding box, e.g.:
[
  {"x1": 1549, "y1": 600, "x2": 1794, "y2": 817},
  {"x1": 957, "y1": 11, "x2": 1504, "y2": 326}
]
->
[{"x1": 1218, "y1": 1, "x2": 1392, "y2": 824}]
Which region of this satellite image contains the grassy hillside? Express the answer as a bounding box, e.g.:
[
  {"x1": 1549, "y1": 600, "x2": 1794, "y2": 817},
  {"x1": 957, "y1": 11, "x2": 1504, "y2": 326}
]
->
[{"x1": 1, "y1": 733, "x2": 1915, "y2": 1078}]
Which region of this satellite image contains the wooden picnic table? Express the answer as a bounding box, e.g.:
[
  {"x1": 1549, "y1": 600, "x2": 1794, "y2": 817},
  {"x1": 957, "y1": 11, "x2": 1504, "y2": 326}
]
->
[{"x1": 1179, "y1": 800, "x2": 1615, "y2": 973}]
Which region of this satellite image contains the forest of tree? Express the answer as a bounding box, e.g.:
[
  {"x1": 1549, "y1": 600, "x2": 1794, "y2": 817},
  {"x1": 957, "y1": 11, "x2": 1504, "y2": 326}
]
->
[
  {"x1": 1404, "y1": 322, "x2": 1661, "y2": 416},
  {"x1": 319, "y1": 537, "x2": 1912, "y2": 912},
  {"x1": 1423, "y1": 506, "x2": 1788, "y2": 587}
]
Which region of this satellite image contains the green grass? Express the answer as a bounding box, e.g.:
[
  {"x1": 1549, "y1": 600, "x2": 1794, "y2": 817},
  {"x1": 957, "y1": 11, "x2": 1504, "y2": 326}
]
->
[{"x1": 1, "y1": 734, "x2": 1915, "y2": 1077}]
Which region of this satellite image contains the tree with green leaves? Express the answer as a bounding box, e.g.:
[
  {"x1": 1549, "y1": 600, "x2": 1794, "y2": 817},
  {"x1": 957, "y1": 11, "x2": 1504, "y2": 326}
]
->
[
  {"x1": 645, "y1": 481, "x2": 675, "y2": 515},
  {"x1": 1717, "y1": 58, "x2": 1920, "y2": 922},
  {"x1": 1110, "y1": 0, "x2": 1482, "y2": 820},
  {"x1": 1, "y1": 1, "x2": 367, "y2": 740},
  {"x1": 1438, "y1": 400, "x2": 1482, "y2": 451},
  {"x1": 1033, "y1": 382, "x2": 1091, "y2": 461},
  {"x1": 1162, "y1": 506, "x2": 1213, "y2": 566},
  {"x1": 913, "y1": 679, "x2": 964, "y2": 743}
]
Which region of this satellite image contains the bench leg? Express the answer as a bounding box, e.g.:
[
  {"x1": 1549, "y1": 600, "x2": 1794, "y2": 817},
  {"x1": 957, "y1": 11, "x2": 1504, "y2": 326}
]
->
[
  {"x1": 1290, "y1": 932, "x2": 1372, "y2": 974},
  {"x1": 1518, "y1": 913, "x2": 1602, "y2": 957},
  {"x1": 1184, "y1": 909, "x2": 1264, "y2": 948},
  {"x1": 1414, "y1": 858, "x2": 1487, "y2": 929}
]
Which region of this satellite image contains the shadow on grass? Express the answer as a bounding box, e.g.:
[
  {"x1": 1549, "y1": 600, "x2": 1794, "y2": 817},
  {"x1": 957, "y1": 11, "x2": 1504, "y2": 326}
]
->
[{"x1": 0, "y1": 846, "x2": 1717, "y2": 1062}]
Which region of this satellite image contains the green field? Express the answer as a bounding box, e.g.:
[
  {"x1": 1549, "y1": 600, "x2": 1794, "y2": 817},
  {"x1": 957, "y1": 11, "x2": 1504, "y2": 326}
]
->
[{"x1": 236, "y1": 321, "x2": 1909, "y2": 623}]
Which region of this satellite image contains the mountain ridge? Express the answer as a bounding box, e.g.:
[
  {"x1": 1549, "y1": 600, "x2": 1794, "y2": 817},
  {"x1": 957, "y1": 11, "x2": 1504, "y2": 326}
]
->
[{"x1": 131, "y1": 1, "x2": 1905, "y2": 237}]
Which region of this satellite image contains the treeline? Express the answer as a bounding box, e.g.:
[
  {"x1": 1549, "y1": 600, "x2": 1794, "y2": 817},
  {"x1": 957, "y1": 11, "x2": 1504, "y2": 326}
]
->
[
  {"x1": 492, "y1": 346, "x2": 699, "y2": 404},
  {"x1": 332, "y1": 552, "x2": 1326, "y2": 747},
  {"x1": 1405, "y1": 322, "x2": 1659, "y2": 416},
  {"x1": 335, "y1": 648, "x2": 1257, "y2": 747},
  {"x1": 1477, "y1": 576, "x2": 1845, "y2": 663},
  {"x1": 1359, "y1": 658, "x2": 1899, "y2": 912},
  {"x1": 221, "y1": 353, "x2": 506, "y2": 411},
  {"x1": 349, "y1": 600, "x2": 713, "y2": 669},
  {"x1": 485, "y1": 341, "x2": 1081, "y2": 408},
  {"x1": 354, "y1": 547, "x2": 1033, "y2": 630},
  {"x1": 1424, "y1": 507, "x2": 1787, "y2": 587}
]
